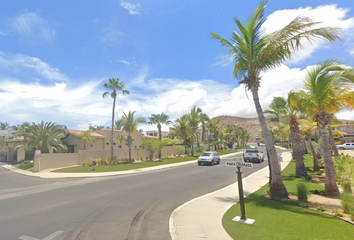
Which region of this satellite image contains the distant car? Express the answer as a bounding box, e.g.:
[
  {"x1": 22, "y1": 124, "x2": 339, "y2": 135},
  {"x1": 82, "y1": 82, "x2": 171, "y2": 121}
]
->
[
  {"x1": 198, "y1": 151, "x2": 220, "y2": 166},
  {"x1": 243, "y1": 148, "x2": 264, "y2": 163},
  {"x1": 336, "y1": 143, "x2": 354, "y2": 150}
]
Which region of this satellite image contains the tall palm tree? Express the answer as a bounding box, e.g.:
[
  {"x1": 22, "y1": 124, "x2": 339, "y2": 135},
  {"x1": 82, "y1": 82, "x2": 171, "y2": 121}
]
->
[
  {"x1": 288, "y1": 60, "x2": 354, "y2": 196},
  {"x1": 265, "y1": 96, "x2": 308, "y2": 177},
  {"x1": 298, "y1": 119, "x2": 320, "y2": 171},
  {"x1": 13, "y1": 121, "x2": 67, "y2": 153},
  {"x1": 121, "y1": 111, "x2": 146, "y2": 163},
  {"x1": 186, "y1": 106, "x2": 202, "y2": 156},
  {"x1": 73, "y1": 130, "x2": 97, "y2": 150},
  {"x1": 199, "y1": 112, "x2": 210, "y2": 142},
  {"x1": 147, "y1": 113, "x2": 172, "y2": 158},
  {"x1": 206, "y1": 118, "x2": 222, "y2": 151},
  {"x1": 211, "y1": 2, "x2": 340, "y2": 198},
  {"x1": 115, "y1": 119, "x2": 124, "y2": 130},
  {"x1": 170, "y1": 118, "x2": 191, "y2": 154},
  {"x1": 102, "y1": 78, "x2": 130, "y2": 161}
]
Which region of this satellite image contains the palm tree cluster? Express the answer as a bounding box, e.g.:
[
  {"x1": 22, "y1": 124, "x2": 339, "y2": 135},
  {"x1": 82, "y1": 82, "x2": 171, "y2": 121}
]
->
[
  {"x1": 168, "y1": 106, "x2": 251, "y2": 155},
  {"x1": 211, "y1": 1, "x2": 343, "y2": 198}
]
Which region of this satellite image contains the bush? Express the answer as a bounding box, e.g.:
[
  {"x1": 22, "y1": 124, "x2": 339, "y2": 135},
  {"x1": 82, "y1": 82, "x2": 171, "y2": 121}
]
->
[
  {"x1": 317, "y1": 205, "x2": 325, "y2": 212},
  {"x1": 296, "y1": 182, "x2": 308, "y2": 203},
  {"x1": 341, "y1": 193, "x2": 354, "y2": 213},
  {"x1": 175, "y1": 146, "x2": 183, "y2": 156}
]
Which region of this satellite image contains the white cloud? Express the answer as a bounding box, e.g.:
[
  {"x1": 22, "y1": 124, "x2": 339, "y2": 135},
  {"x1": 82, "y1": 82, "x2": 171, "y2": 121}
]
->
[
  {"x1": 9, "y1": 10, "x2": 55, "y2": 41},
  {"x1": 120, "y1": 0, "x2": 141, "y2": 15},
  {"x1": 212, "y1": 54, "x2": 233, "y2": 67},
  {"x1": 262, "y1": 4, "x2": 354, "y2": 63},
  {"x1": 0, "y1": 52, "x2": 67, "y2": 82}
]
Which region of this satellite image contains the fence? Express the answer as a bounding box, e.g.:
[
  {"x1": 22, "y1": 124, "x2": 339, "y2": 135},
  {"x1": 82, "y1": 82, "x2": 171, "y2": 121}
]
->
[{"x1": 34, "y1": 146, "x2": 176, "y2": 172}]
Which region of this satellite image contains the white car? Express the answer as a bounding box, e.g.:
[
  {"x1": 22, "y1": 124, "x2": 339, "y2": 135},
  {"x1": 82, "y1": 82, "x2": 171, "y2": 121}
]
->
[
  {"x1": 198, "y1": 151, "x2": 220, "y2": 166},
  {"x1": 336, "y1": 143, "x2": 354, "y2": 150}
]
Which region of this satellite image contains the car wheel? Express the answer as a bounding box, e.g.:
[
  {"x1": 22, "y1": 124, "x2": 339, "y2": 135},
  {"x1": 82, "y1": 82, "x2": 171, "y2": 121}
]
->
[
  {"x1": 218, "y1": 159, "x2": 220, "y2": 164},
  {"x1": 198, "y1": 162, "x2": 201, "y2": 166},
  {"x1": 211, "y1": 160, "x2": 214, "y2": 166}
]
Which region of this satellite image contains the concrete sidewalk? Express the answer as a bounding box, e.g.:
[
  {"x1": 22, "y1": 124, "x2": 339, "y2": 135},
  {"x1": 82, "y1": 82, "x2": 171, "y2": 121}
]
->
[
  {"x1": 0, "y1": 152, "x2": 241, "y2": 178},
  {"x1": 169, "y1": 151, "x2": 292, "y2": 240}
]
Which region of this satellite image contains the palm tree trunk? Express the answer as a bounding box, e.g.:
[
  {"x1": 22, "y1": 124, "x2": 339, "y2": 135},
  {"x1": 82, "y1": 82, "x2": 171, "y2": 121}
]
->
[
  {"x1": 111, "y1": 94, "x2": 116, "y2": 162},
  {"x1": 307, "y1": 136, "x2": 320, "y2": 171},
  {"x1": 328, "y1": 126, "x2": 339, "y2": 156},
  {"x1": 202, "y1": 125, "x2": 205, "y2": 142},
  {"x1": 319, "y1": 125, "x2": 339, "y2": 196},
  {"x1": 289, "y1": 116, "x2": 308, "y2": 177},
  {"x1": 158, "y1": 125, "x2": 162, "y2": 159},
  {"x1": 184, "y1": 139, "x2": 188, "y2": 154},
  {"x1": 128, "y1": 134, "x2": 132, "y2": 164},
  {"x1": 251, "y1": 88, "x2": 288, "y2": 199},
  {"x1": 191, "y1": 133, "x2": 194, "y2": 156}
]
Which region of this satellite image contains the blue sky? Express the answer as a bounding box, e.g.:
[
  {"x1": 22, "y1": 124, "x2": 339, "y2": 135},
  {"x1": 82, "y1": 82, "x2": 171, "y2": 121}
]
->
[{"x1": 0, "y1": 0, "x2": 354, "y2": 131}]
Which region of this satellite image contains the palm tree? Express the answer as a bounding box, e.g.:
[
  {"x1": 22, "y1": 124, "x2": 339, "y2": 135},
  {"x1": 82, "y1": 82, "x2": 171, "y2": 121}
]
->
[
  {"x1": 121, "y1": 111, "x2": 146, "y2": 163},
  {"x1": 0, "y1": 122, "x2": 9, "y2": 130},
  {"x1": 265, "y1": 96, "x2": 308, "y2": 177},
  {"x1": 211, "y1": 2, "x2": 340, "y2": 198},
  {"x1": 73, "y1": 130, "x2": 97, "y2": 150},
  {"x1": 206, "y1": 118, "x2": 222, "y2": 151},
  {"x1": 199, "y1": 113, "x2": 210, "y2": 142},
  {"x1": 186, "y1": 106, "x2": 202, "y2": 156},
  {"x1": 288, "y1": 60, "x2": 354, "y2": 196},
  {"x1": 170, "y1": 118, "x2": 191, "y2": 154},
  {"x1": 298, "y1": 119, "x2": 320, "y2": 171},
  {"x1": 115, "y1": 134, "x2": 126, "y2": 148},
  {"x1": 115, "y1": 119, "x2": 124, "y2": 130},
  {"x1": 147, "y1": 113, "x2": 172, "y2": 159},
  {"x1": 13, "y1": 121, "x2": 67, "y2": 153},
  {"x1": 102, "y1": 78, "x2": 130, "y2": 161}
]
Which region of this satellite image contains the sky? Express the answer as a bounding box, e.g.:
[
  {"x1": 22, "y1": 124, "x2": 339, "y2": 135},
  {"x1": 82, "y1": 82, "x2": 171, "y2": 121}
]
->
[{"x1": 0, "y1": 0, "x2": 354, "y2": 132}]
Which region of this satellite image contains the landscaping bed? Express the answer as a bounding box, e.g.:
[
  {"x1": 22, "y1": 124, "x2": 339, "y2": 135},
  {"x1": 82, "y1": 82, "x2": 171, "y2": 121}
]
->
[{"x1": 223, "y1": 154, "x2": 354, "y2": 240}]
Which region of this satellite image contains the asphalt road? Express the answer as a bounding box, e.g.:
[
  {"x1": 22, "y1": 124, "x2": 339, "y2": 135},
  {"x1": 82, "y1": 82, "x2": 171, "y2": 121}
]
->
[{"x1": 0, "y1": 148, "x2": 274, "y2": 240}]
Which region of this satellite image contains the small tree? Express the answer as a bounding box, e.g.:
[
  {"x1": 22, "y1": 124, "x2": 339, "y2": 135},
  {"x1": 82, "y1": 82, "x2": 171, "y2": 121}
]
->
[
  {"x1": 141, "y1": 138, "x2": 163, "y2": 161},
  {"x1": 74, "y1": 130, "x2": 97, "y2": 150},
  {"x1": 115, "y1": 134, "x2": 126, "y2": 148}
]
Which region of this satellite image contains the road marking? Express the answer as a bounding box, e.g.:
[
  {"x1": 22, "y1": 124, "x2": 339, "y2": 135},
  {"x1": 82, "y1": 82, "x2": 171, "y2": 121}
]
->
[{"x1": 19, "y1": 231, "x2": 63, "y2": 240}]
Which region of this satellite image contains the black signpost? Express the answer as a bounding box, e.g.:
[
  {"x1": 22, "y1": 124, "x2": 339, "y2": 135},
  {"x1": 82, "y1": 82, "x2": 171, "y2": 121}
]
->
[
  {"x1": 236, "y1": 164, "x2": 246, "y2": 220},
  {"x1": 231, "y1": 161, "x2": 255, "y2": 225}
]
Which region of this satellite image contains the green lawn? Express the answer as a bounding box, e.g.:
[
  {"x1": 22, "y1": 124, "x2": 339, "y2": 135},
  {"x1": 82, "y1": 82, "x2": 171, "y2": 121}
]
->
[
  {"x1": 54, "y1": 149, "x2": 237, "y2": 173},
  {"x1": 14, "y1": 163, "x2": 34, "y2": 172},
  {"x1": 223, "y1": 154, "x2": 354, "y2": 240}
]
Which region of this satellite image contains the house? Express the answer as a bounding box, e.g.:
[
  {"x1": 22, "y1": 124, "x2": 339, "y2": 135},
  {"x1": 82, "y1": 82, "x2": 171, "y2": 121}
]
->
[
  {"x1": 333, "y1": 124, "x2": 354, "y2": 143},
  {"x1": 145, "y1": 130, "x2": 170, "y2": 138}
]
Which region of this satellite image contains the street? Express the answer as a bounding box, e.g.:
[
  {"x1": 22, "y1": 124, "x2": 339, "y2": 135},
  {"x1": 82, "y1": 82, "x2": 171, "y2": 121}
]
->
[{"x1": 0, "y1": 148, "x2": 276, "y2": 240}]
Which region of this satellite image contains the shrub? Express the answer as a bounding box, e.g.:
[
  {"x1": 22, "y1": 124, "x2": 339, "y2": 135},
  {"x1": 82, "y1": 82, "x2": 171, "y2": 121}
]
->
[
  {"x1": 296, "y1": 182, "x2": 308, "y2": 203},
  {"x1": 331, "y1": 209, "x2": 344, "y2": 217},
  {"x1": 317, "y1": 205, "x2": 325, "y2": 212},
  {"x1": 341, "y1": 193, "x2": 354, "y2": 213},
  {"x1": 175, "y1": 146, "x2": 183, "y2": 156}
]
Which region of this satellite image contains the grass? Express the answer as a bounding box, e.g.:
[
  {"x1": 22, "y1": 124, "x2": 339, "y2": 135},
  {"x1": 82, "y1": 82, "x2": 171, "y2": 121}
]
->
[
  {"x1": 222, "y1": 154, "x2": 354, "y2": 240},
  {"x1": 54, "y1": 149, "x2": 238, "y2": 173},
  {"x1": 14, "y1": 163, "x2": 34, "y2": 172}
]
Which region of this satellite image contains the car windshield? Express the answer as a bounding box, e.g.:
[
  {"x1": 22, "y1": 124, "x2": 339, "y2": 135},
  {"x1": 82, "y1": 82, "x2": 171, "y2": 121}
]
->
[
  {"x1": 246, "y1": 149, "x2": 258, "y2": 153},
  {"x1": 201, "y1": 153, "x2": 212, "y2": 157}
]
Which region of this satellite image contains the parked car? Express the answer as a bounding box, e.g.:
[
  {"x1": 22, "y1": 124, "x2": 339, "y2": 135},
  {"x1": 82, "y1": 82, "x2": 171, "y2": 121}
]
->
[
  {"x1": 336, "y1": 143, "x2": 354, "y2": 150},
  {"x1": 243, "y1": 148, "x2": 264, "y2": 163},
  {"x1": 198, "y1": 151, "x2": 220, "y2": 166}
]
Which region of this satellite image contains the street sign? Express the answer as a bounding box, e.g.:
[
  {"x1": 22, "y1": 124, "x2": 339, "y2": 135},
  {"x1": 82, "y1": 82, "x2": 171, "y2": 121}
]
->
[
  {"x1": 226, "y1": 161, "x2": 237, "y2": 167},
  {"x1": 236, "y1": 162, "x2": 253, "y2": 168},
  {"x1": 35, "y1": 150, "x2": 41, "y2": 160},
  {"x1": 233, "y1": 157, "x2": 243, "y2": 162}
]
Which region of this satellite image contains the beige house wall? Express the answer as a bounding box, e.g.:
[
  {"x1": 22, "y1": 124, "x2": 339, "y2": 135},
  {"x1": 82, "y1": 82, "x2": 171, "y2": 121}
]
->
[
  {"x1": 33, "y1": 145, "x2": 176, "y2": 172},
  {"x1": 34, "y1": 153, "x2": 81, "y2": 172}
]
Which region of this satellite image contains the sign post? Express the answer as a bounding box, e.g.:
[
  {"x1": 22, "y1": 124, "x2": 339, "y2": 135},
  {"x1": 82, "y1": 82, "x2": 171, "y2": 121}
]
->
[
  {"x1": 229, "y1": 158, "x2": 255, "y2": 225},
  {"x1": 35, "y1": 150, "x2": 41, "y2": 172}
]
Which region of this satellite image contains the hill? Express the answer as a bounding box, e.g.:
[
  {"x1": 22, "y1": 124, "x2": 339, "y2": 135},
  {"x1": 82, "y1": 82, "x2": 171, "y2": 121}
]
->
[{"x1": 213, "y1": 115, "x2": 267, "y2": 141}]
